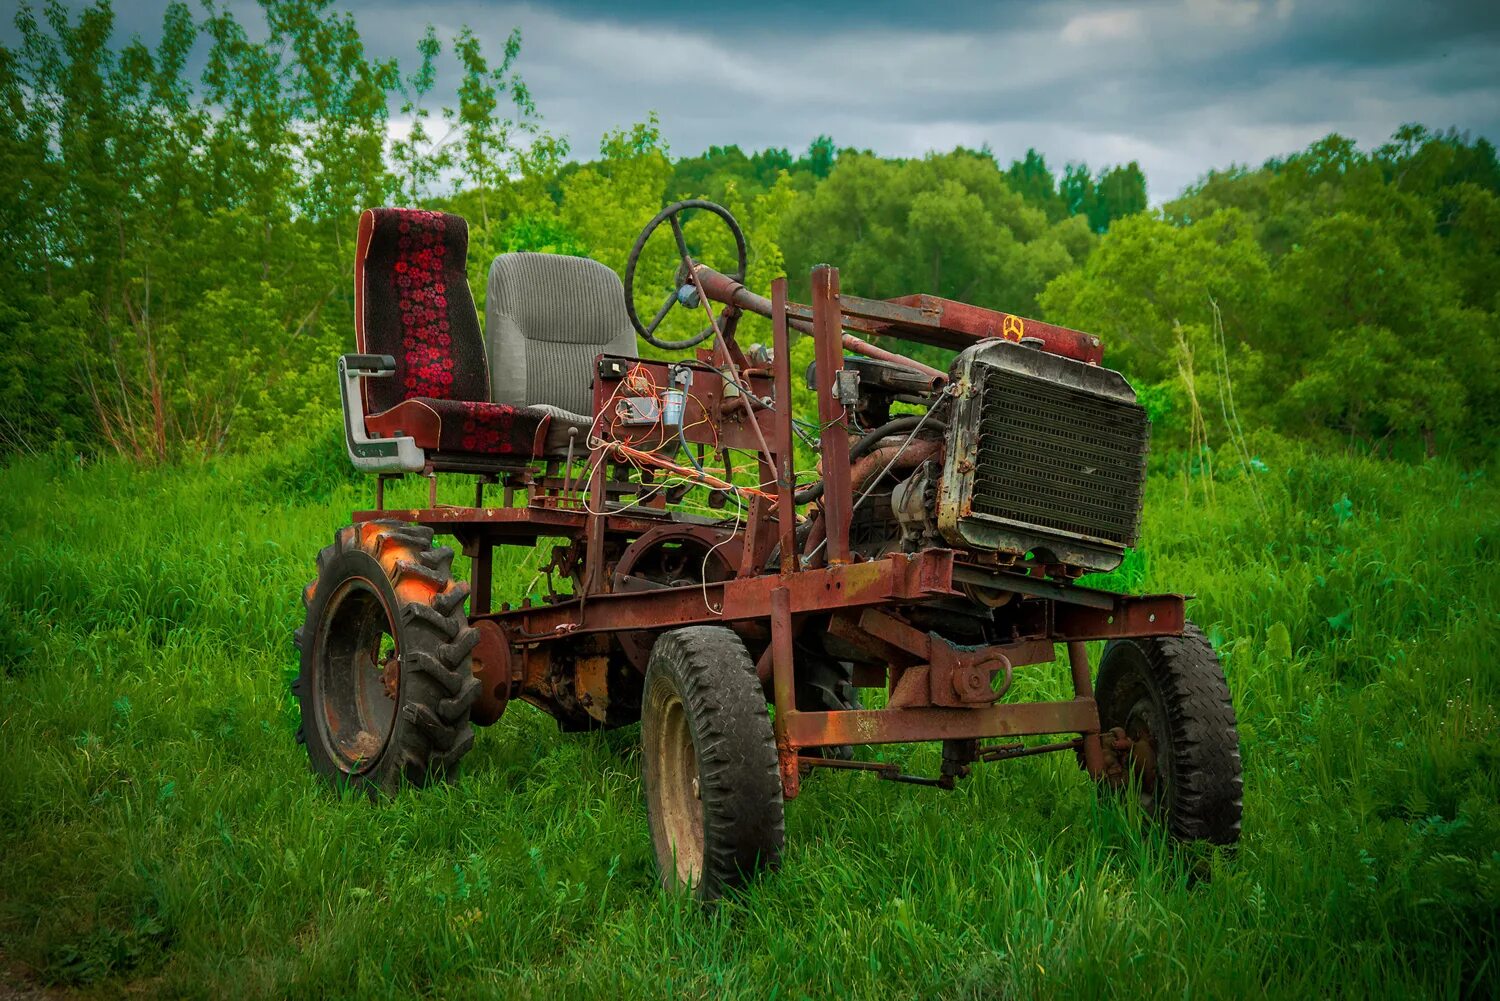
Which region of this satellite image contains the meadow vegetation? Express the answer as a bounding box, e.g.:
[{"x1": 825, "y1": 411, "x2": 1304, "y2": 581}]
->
[
  {"x1": 1, "y1": 435, "x2": 1495, "y2": 997},
  {"x1": 2, "y1": 2, "x2": 1497, "y2": 997}
]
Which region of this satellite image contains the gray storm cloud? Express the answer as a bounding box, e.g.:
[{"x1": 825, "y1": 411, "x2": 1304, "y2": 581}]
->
[{"x1": 9, "y1": 0, "x2": 1497, "y2": 200}]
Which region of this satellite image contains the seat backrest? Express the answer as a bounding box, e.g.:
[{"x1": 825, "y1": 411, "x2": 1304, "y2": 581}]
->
[
  {"x1": 355, "y1": 207, "x2": 488, "y2": 414},
  {"x1": 485, "y1": 252, "x2": 637, "y2": 417}
]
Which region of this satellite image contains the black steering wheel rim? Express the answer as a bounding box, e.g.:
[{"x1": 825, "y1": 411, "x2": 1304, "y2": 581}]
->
[{"x1": 624, "y1": 199, "x2": 748, "y2": 351}]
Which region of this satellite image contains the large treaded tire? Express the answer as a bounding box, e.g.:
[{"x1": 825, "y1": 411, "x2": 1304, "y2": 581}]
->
[
  {"x1": 292, "y1": 520, "x2": 480, "y2": 796},
  {"x1": 641, "y1": 627, "x2": 784, "y2": 903},
  {"x1": 1095, "y1": 621, "x2": 1243, "y2": 845}
]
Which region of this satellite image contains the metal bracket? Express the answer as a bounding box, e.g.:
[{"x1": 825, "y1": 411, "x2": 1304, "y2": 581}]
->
[
  {"x1": 854, "y1": 608, "x2": 1014, "y2": 708},
  {"x1": 339, "y1": 354, "x2": 425, "y2": 473}
]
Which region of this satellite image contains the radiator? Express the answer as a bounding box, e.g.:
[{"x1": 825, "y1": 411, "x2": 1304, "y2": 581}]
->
[{"x1": 938, "y1": 341, "x2": 1150, "y2": 572}]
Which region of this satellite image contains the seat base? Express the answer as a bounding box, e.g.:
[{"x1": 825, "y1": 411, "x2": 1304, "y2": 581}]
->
[
  {"x1": 365, "y1": 398, "x2": 551, "y2": 459},
  {"x1": 530, "y1": 404, "x2": 596, "y2": 455}
]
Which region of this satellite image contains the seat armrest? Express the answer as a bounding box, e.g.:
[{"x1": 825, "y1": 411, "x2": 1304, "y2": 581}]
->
[
  {"x1": 338, "y1": 354, "x2": 425, "y2": 473},
  {"x1": 344, "y1": 353, "x2": 397, "y2": 375}
]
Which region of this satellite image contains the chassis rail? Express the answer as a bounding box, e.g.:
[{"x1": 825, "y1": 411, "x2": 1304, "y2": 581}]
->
[{"x1": 352, "y1": 502, "x2": 1183, "y2": 799}]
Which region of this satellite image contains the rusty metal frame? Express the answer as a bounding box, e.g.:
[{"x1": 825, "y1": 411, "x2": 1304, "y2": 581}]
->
[{"x1": 343, "y1": 256, "x2": 1186, "y2": 800}]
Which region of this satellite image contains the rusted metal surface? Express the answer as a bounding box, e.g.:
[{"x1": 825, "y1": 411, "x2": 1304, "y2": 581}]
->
[
  {"x1": 838, "y1": 332, "x2": 948, "y2": 386},
  {"x1": 737, "y1": 494, "x2": 778, "y2": 578},
  {"x1": 883, "y1": 295, "x2": 1105, "y2": 365},
  {"x1": 611, "y1": 524, "x2": 740, "y2": 671},
  {"x1": 826, "y1": 611, "x2": 920, "y2": 673},
  {"x1": 591, "y1": 355, "x2": 776, "y2": 454},
  {"x1": 1097, "y1": 725, "x2": 1153, "y2": 789},
  {"x1": 490, "y1": 548, "x2": 957, "y2": 641},
  {"x1": 811, "y1": 266, "x2": 853, "y2": 565},
  {"x1": 612, "y1": 525, "x2": 741, "y2": 591},
  {"x1": 771, "y1": 277, "x2": 798, "y2": 575},
  {"x1": 1068, "y1": 641, "x2": 1105, "y2": 778},
  {"x1": 573, "y1": 643, "x2": 613, "y2": 722},
  {"x1": 932, "y1": 642, "x2": 1012, "y2": 707},
  {"x1": 1052, "y1": 595, "x2": 1185, "y2": 639},
  {"x1": 467, "y1": 540, "x2": 493, "y2": 615},
  {"x1": 380, "y1": 650, "x2": 400, "y2": 700},
  {"x1": 783, "y1": 289, "x2": 1104, "y2": 365},
  {"x1": 855, "y1": 608, "x2": 1012, "y2": 708},
  {"x1": 469, "y1": 618, "x2": 512, "y2": 726},
  {"x1": 785, "y1": 699, "x2": 1099, "y2": 748},
  {"x1": 977, "y1": 737, "x2": 1085, "y2": 762},
  {"x1": 690, "y1": 265, "x2": 950, "y2": 385},
  {"x1": 951, "y1": 563, "x2": 1114, "y2": 607},
  {"x1": 847, "y1": 438, "x2": 941, "y2": 499},
  {"x1": 770, "y1": 585, "x2": 800, "y2": 799},
  {"x1": 509, "y1": 633, "x2": 640, "y2": 730},
  {"x1": 996, "y1": 639, "x2": 1058, "y2": 668}
]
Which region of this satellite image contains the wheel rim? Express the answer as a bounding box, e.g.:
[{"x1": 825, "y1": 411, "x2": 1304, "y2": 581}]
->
[
  {"x1": 649, "y1": 690, "x2": 704, "y2": 887},
  {"x1": 315, "y1": 577, "x2": 400, "y2": 773},
  {"x1": 613, "y1": 529, "x2": 739, "y2": 671},
  {"x1": 1122, "y1": 695, "x2": 1165, "y2": 812}
]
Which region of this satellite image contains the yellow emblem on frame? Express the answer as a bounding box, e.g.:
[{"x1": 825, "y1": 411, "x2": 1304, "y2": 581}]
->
[{"x1": 1002, "y1": 314, "x2": 1025, "y2": 341}]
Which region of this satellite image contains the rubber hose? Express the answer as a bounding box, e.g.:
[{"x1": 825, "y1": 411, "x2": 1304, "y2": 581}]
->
[{"x1": 793, "y1": 414, "x2": 946, "y2": 505}]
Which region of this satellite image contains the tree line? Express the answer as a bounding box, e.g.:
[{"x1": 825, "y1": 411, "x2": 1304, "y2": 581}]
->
[{"x1": 2, "y1": 0, "x2": 1495, "y2": 464}]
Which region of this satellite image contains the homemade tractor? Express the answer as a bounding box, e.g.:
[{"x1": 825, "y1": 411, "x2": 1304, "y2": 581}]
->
[{"x1": 293, "y1": 200, "x2": 1243, "y2": 901}]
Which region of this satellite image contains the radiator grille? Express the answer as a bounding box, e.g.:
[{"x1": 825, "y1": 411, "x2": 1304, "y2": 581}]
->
[{"x1": 970, "y1": 365, "x2": 1149, "y2": 547}]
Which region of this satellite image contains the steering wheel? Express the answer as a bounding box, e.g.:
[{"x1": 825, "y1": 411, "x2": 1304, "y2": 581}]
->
[{"x1": 624, "y1": 199, "x2": 748, "y2": 351}]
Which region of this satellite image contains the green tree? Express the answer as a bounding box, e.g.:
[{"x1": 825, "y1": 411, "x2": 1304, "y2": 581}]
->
[
  {"x1": 800, "y1": 134, "x2": 837, "y2": 178},
  {"x1": 1006, "y1": 148, "x2": 1066, "y2": 220},
  {"x1": 450, "y1": 26, "x2": 536, "y2": 231},
  {"x1": 781, "y1": 148, "x2": 1092, "y2": 321},
  {"x1": 1052, "y1": 127, "x2": 1500, "y2": 457},
  {"x1": 1040, "y1": 209, "x2": 1269, "y2": 383},
  {"x1": 389, "y1": 25, "x2": 450, "y2": 206},
  {"x1": 0, "y1": 1, "x2": 539, "y2": 458}
]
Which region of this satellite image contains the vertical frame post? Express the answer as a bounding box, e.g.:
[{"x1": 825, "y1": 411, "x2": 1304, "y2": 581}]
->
[
  {"x1": 1068, "y1": 641, "x2": 1105, "y2": 778},
  {"x1": 771, "y1": 278, "x2": 798, "y2": 574},
  {"x1": 810, "y1": 265, "x2": 851, "y2": 565},
  {"x1": 470, "y1": 540, "x2": 493, "y2": 615},
  {"x1": 770, "y1": 585, "x2": 800, "y2": 799},
  {"x1": 581, "y1": 446, "x2": 608, "y2": 595}
]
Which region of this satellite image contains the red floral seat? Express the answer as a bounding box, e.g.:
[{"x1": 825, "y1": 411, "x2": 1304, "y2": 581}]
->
[
  {"x1": 353, "y1": 208, "x2": 551, "y2": 459},
  {"x1": 363, "y1": 398, "x2": 547, "y2": 457}
]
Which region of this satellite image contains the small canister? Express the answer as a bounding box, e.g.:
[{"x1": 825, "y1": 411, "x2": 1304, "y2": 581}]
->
[{"x1": 661, "y1": 388, "x2": 686, "y2": 428}]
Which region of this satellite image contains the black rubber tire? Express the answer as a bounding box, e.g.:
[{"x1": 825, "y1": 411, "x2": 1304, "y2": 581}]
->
[
  {"x1": 292, "y1": 520, "x2": 480, "y2": 796},
  {"x1": 1094, "y1": 621, "x2": 1243, "y2": 845},
  {"x1": 795, "y1": 646, "x2": 861, "y2": 761},
  {"x1": 641, "y1": 626, "x2": 784, "y2": 903}
]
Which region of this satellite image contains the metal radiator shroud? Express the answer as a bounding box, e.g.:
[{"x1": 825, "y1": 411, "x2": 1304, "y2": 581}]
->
[{"x1": 936, "y1": 340, "x2": 1150, "y2": 573}]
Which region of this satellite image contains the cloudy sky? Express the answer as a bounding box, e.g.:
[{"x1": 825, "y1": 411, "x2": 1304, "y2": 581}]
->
[{"x1": 15, "y1": 0, "x2": 1500, "y2": 201}]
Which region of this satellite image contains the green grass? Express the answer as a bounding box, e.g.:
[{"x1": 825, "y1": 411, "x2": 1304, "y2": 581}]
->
[{"x1": 1, "y1": 428, "x2": 1497, "y2": 999}]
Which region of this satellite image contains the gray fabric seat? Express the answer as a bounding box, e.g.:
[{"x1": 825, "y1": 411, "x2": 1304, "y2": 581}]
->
[{"x1": 485, "y1": 252, "x2": 637, "y2": 453}]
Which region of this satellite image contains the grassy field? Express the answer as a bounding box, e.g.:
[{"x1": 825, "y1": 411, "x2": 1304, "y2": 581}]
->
[{"x1": 1, "y1": 427, "x2": 1496, "y2": 999}]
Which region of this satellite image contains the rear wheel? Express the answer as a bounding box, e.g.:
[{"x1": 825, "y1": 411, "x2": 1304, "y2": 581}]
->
[
  {"x1": 641, "y1": 627, "x2": 783, "y2": 902},
  {"x1": 1094, "y1": 621, "x2": 1243, "y2": 845},
  {"x1": 292, "y1": 521, "x2": 480, "y2": 795}
]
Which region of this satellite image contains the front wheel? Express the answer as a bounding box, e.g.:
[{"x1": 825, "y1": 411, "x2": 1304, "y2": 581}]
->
[
  {"x1": 1094, "y1": 621, "x2": 1243, "y2": 845},
  {"x1": 641, "y1": 627, "x2": 784, "y2": 903},
  {"x1": 292, "y1": 520, "x2": 480, "y2": 795}
]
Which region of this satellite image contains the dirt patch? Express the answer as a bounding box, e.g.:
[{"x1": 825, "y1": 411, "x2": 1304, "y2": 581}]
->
[{"x1": 0, "y1": 955, "x2": 66, "y2": 1001}]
